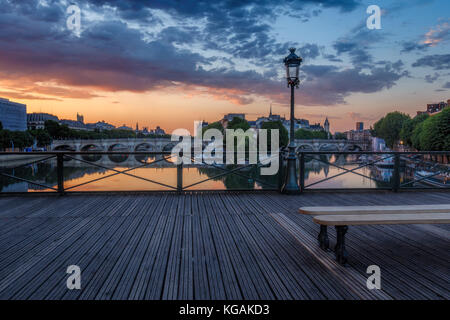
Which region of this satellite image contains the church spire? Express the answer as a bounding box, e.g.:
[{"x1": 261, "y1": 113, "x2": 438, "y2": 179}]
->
[{"x1": 269, "y1": 103, "x2": 272, "y2": 117}]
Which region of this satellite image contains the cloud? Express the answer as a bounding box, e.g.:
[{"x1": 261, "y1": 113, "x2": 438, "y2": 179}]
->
[
  {"x1": 443, "y1": 82, "x2": 450, "y2": 89},
  {"x1": 425, "y1": 73, "x2": 440, "y2": 83},
  {"x1": 401, "y1": 20, "x2": 450, "y2": 53},
  {"x1": 0, "y1": 0, "x2": 409, "y2": 108},
  {"x1": 424, "y1": 21, "x2": 450, "y2": 46},
  {"x1": 412, "y1": 54, "x2": 450, "y2": 70}
]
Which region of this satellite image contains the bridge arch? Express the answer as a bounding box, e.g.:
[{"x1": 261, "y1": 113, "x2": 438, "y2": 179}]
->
[
  {"x1": 296, "y1": 144, "x2": 314, "y2": 152},
  {"x1": 80, "y1": 144, "x2": 103, "y2": 152},
  {"x1": 134, "y1": 143, "x2": 154, "y2": 152},
  {"x1": 318, "y1": 144, "x2": 339, "y2": 152},
  {"x1": 53, "y1": 145, "x2": 76, "y2": 151},
  {"x1": 343, "y1": 144, "x2": 363, "y2": 152},
  {"x1": 108, "y1": 143, "x2": 129, "y2": 152}
]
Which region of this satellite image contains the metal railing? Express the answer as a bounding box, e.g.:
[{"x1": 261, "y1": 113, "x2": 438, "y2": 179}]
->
[
  {"x1": 295, "y1": 151, "x2": 450, "y2": 191},
  {"x1": 0, "y1": 151, "x2": 448, "y2": 194}
]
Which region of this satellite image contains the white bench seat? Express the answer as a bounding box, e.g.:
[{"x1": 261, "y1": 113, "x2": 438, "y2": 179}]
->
[
  {"x1": 299, "y1": 204, "x2": 450, "y2": 215},
  {"x1": 313, "y1": 213, "x2": 450, "y2": 226},
  {"x1": 299, "y1": 205, "x2": 450, "y2": 264}
]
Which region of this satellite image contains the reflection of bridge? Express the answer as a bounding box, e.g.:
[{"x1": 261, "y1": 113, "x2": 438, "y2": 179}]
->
[
  {"x1": 295, "y1": 139, "x2": 369, "y2": 152},
  {"x1": 52, "y1": 138, "x2": 370, "y2": 152},
  {"x1": 64, "y1": 154, "x2": 199, "y2": 167}
]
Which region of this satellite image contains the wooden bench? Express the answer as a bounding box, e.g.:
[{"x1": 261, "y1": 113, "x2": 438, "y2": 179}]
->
[{"x1": 299, "y1": 205, "x2": 450, "y2": 264}]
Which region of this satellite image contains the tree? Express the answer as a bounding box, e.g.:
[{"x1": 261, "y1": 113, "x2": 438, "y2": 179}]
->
[
  {"x1": 261, "y1": 121, "x2": 289, "y2": 148},
  {"x1": 334, "y1": 132, "x2": 347, "y2": 140},
  {"x1": 295, "y1": 128, "x2": 328, "y2": 140},
  {"x1": 372, "y1": 112, "x2": 410, "y2": 148},
  {"x1": 418, "y1": 107, "x2": 450, "y2": 151},
  {"x1": 400, "y1": 113, "x2": 428, "y2": 147},
  {"x1": 202, "y1": 121, "x2": 224, "y2": 135},
  {"x1": 31, "y1": 129, "x2": 52, "y2": 147},
  {"x1": 0, "y1": 121, "x2": 3, "y2": 130},
  {"x1": 227, "y1": 117, "x2": 250, "y2": 131}
]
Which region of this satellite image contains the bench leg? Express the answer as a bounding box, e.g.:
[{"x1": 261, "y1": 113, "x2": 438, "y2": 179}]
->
[
  {"x1": 334, "y1": 226, "x2": 348, "y2": 265},
  {"x1": 318, "y1": 225, "x2": 329, "y2": 250}
]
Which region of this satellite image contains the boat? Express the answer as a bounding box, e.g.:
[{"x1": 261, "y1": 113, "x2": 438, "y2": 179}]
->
[
  {"x1": 375, "y1": 155, "x2": 394, "y2": 168},
  {"x1": 414, "y1": 170, "x2": 450, "y2": 187}
]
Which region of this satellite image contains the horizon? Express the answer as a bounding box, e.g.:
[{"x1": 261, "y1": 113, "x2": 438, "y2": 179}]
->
[{"x1": 0, "y1": 0, "x2": 449, "y2": 133}]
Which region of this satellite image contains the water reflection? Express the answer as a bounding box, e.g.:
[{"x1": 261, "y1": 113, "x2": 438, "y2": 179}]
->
[{"x1": 0, "y1": 153, "x2": 447, "y2": 192}]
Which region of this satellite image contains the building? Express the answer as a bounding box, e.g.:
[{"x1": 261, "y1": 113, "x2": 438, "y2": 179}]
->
[
  {"x1": 27, "y1": 113, "x2": 59, "y2": 130},
  {"x1": 346, "y1": 129, "x2": 371, "y2": 141},
  {"x1": 59, "y1": 119, "x2": 92, "y2": 131},
  {"x1": 221, "y1": 113, "x2": 246, "y2": 128},
  {"x1": 417, "y1": 99, "x2": 448, "y2": 116},
  {"x1": 86, "y1": 120, "x2": 115, "y2": 131},
  {"x1": 154, "y1": 126, "x2": 165, "y2": 135},
  {"x1": 309, "y1": 123, "x2": 324, "y2": 131},
  {"x1": 356, "y1": 122, "x2": 364, "y2": 131},
  {"x1": 117, "y1": 124, "x2": 133, "y2": 131},
  {"x1": 77, "y1": 113, "x2": 84, "y2": 123},
  {"x1": 324, "y1": 118, "x2": 330, "y2": 133},
  {"x1": 0, "y1": 98, "x2": 27, "y2": 131}
]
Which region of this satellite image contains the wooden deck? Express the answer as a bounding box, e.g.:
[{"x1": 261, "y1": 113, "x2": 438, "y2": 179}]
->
[{"x1": 0, "y1": 191, "x2": 449, "y2": 300}]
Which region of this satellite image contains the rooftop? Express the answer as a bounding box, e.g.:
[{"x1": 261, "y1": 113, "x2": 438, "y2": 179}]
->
[{"x1": 0, "y1": 191, "x2": 448, "y2": 300}]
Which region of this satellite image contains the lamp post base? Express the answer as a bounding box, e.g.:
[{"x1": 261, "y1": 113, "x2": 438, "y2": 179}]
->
[{"x1": 281, "y1": 146, "x2": 301, "y2": 194}]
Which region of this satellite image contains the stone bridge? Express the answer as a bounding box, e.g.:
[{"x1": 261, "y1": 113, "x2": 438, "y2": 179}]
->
[
  {"x1": 51, "y1": 138, "x2": 370, "y2": 152},
  {"x1": 295, "y1": 139, "x2": 370, "y2": 152},
  {"x1": 51, "y1": 138, "x2": 180, "y2": 152}
]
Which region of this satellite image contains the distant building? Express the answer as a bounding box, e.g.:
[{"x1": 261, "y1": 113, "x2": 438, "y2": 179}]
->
[
  {"x1": 117, "y1": 124, "x2": 133, "y2": 131},
  {"x1": 86, "y1": 120, "x2": 115, "y2": 131},
  {"x1": 0, "y1": 98, "x2": 27, "y2": 131},
  {"x1": 324, "y1": 118, "x2": 330, "y2": 133},
  {"x1": 27, "y1": 113, "x2": 59, "y2": 130},
  {"x1": 155, "y1": 126, "x2": 165, "y2": 135},
  {"x1": 59, "y1": 119, "x2": 92, "y2": 131},
  {"x1": 309, "y1": 123, "x2": 324, "y2": 131},
  {"x1": 77, "y1": 113, "x2": 84, "y2": 123},
  {"x1": 296, "y1": 119, "x2": 310, "y2": 129},
  {"x1": 372, "y1": 137, "x2": 386, "y2": 152},
  {"x1": 356, "y1": 122, "x2": 364, "y2": 131},
  {"x1": 221, "y1": 113, "x2": 246, "y2": 128},
  {"x1": 346, "y1": 129, "x2": 371, "y2": 141},
  {"x1": 417, "y1": 99, "x2": 448, "y2": 116}
]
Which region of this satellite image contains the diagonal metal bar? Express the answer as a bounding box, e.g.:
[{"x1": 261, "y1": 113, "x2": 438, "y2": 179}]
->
[
  {"x1": 400, "y1": 171, "x2": 445, "y2": 187},
  {"x1": 0, "y1": 172, "x2": 58, "y2": 191},
  {"x1": 188, "y1": 154, "x2": 279, "y2": 189},
  {"x1": 63, "y1": 154, "x2": 177, "y2": 191},
  {"x1": 305, "y1": 154, "x2": 392, "y2": 188}
]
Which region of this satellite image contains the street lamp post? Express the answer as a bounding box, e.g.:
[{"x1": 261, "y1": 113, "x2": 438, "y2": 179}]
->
[{"x1": 281, "y1": 48, "x2": 302, "y2": 194}]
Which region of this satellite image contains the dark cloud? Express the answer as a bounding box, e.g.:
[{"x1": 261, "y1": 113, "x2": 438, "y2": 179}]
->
[
  {"x1": 401, "y1": 41, "x2": 432, "y2": 53},
  {"x1": 0, "y1": 0, "x2": 410, "y2": 107},
  {"x1": 425, "y1": 73, "x2": 440, "y2": 83},
  {"x1": 443, "y1": 82, "x2": 450, "y2": 89},
  {"x1": 412, "y1": 54, "x2": 450, "y2": 70}
]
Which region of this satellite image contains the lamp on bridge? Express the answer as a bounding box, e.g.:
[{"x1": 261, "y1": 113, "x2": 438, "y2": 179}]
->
[{"x1": 281, "y1": 48, "x2": 302, "y2": 194}]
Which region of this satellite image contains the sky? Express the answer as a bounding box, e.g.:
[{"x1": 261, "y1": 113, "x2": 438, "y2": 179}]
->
[{"x1": 0, "y1": 0, "x2": 449, "y2": 133}]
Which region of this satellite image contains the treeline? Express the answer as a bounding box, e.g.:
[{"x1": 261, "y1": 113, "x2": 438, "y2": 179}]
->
[
  {"x1": 0, "y1": 120, "x2": 170, "y2": 151},
  {"x1": 0, "y1": 121, "x2": 35, "y2": 150},
  {"x1": 202, "y1": 118, "x2": 329, "y2": 149},
  {"x1": 373, "y1": 107, "x2": 449, "y2": 151}
]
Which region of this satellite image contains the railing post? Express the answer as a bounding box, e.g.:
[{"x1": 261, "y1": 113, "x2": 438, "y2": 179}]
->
[
  {"x1": 57, "y1": 153, "x2": 64, "y2": 195},
  {"x1": 392, "y1": 153, "x2": 400, "y2": 192},
  {"x1": 177, "y1": 151, "x2": 183, "y2": 192},
  {"x1": 278, "y1": 151, "x2": 283, "y2": 191},
  {"x1": 299, "y1": 152, "x2": 305, "y2": 192}
]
